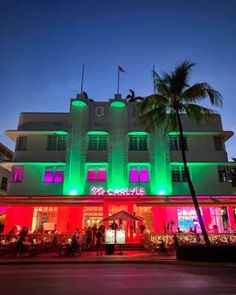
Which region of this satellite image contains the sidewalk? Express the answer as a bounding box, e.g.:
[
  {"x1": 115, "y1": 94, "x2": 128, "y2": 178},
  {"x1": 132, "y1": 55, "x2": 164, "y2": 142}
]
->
[{"x1": 0, "y1": 250, "x2": 176, "y2": 265}]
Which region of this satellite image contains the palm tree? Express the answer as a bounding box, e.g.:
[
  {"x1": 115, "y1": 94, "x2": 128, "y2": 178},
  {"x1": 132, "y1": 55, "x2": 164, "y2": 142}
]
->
[{"x1": 139, "y1": 61, "x2": 222, "y2": 245}]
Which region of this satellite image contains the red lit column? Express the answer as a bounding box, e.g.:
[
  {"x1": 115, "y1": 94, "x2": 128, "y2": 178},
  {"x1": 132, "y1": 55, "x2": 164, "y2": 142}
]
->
[
  {"x1": 201, "y1": 207, "x2": 212, "y2": 232},
  {"x1": 68, "y1": 206, "x2": 83, "y2": 232},
  {"x1": 127, "y1": 202, "x2": 134, "y2": 241},
  {"x1": 57, "y1": 207, "x2": 70, "y2": 233},
  {"x1": 152, "y1": 206, "x2": 166, "y2": 233},
  {"x1": 103, "y1": 201, "x2": 109, "y2": 229}
]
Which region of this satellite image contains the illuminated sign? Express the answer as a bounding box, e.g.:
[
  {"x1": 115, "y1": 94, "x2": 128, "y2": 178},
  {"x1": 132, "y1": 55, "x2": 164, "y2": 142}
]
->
[
  {"x1": 90, "y1": 186, "x2": 145, "y2": 196},
  {"x1": 105, "y1": 230, "x2": 115, "y2": 244},
  {"x1": 116, "y1": 230, "x2": 126, "y2": 244}
]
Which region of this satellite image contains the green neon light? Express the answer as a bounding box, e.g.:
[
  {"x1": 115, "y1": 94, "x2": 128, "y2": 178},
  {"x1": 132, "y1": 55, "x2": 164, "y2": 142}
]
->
[
  {"x1": 69, "y1": 189, "x2": 77, "y2": 195},
  {"x1": 10, "y1": 162, "x2": 66, "y2": 166},
  {"x1": 55, "y1": 131, "x2": 68, "y2": 135},
  {"x1": 72, "y1": 100, "x2": 87, "y2": 107},
  {"x1": 86, "y1": 162, "x2": 108, "y2": 167},
  {"x1": 128, "y1": 162, "x2": 150, "y2": 167},
  {"x1": 170, "y1": 162, "x2": 233, "y2": 166},
  {"x1": 87, "y1": 131, "x2": 108, "y2": 135},
  {"x1": 158, "y1": 189, "x2": 166, "y2": 195},
  {"x1": 128, "y1": 131, "x2": 149, "y2": 136},
  {"x1": 111, "y1": 101, "x2": 125, "y2": 108},
  {"x1": 168, "y1": 131, "x2": 179, "y2": 136}
]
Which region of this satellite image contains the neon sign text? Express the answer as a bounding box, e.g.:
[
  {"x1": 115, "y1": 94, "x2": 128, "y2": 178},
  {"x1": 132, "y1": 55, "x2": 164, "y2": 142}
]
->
[{"x1": 90, "y1": 186, "x2": 145, "y2": 196}]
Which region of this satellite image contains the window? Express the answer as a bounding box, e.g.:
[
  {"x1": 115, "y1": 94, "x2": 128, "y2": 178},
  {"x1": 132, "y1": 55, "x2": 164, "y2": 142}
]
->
[
  {"x1": 11, "y1": 166, "x2": 24, "y2": 183},
  {"x1": 172, "y1": 167, "x2": 188, "y2": 182},
  {"x1": 129, "y1": 167, "x2": 149, "y2": 183},
  {"x1": 16, "y1": 136, "x2": 27, "y2": 151},
  {"x1": 88, "y1": 135, "x2": 107, "y2": 150},
  {"x1": 218, "y1": 167, "x2": 228, "y2": 182},
  {"x1": 214, "y1": 136, "x2": 223, "y2": 151},
  {"x1": 43, "y1": 168, "x2": 64, "y2": 183},
  {"x1": 32, "y1": 207, "x2": 58, "y2": 232},
  {"x1": 169, "y1": 136, "x2": 188, "y2": 151},
  {"x1": 47, "y1": 135, "x2": 66, "y2": 150},
  {"x1": 87, "y1": 167, "x2": 107, "y2": 182},
  {"x1": 129, "y1": 136, "x2": 148, "y2": 151},
  {"x1": 0, "y1": 177, "x2": 8, "y2": 190}
]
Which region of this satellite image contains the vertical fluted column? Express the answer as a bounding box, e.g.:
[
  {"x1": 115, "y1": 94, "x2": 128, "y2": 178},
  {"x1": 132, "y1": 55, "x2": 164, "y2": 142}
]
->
[
  {"x1": 108, "y1": 99, "x2": 128, "y2": 189},
  {"x1": 150, "y1": 126, "x2": 172, "y2": 195},
  {"x1": 63, "y1": 97, "x2": 88, "y2": 195}
]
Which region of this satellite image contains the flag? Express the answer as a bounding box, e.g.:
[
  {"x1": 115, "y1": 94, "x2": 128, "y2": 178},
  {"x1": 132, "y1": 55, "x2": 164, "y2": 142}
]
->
[{"x1": 118, "y1": 65, "x2": 126, "y2": 73}]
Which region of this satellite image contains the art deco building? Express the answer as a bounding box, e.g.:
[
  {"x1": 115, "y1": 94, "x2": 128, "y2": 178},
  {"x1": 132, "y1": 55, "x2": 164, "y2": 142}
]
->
[{"x1": 0, "y1": 93, "x2": 236, "y2": 236}]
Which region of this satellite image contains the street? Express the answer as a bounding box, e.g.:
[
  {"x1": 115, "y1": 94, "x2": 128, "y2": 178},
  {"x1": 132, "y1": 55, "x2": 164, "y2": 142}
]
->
[{"x1": 0, "y1": 263, "x2": 236, "y2": 295}]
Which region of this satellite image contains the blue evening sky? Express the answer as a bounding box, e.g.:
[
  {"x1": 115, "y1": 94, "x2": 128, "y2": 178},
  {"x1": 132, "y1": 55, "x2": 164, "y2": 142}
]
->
[{"x1": 0, "y1": 0, "x2": 236, "y2": 158}]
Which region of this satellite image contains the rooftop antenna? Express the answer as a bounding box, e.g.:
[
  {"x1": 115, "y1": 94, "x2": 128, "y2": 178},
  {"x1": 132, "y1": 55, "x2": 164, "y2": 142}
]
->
[{"x1": 80, "y1": 64, "x2": 85, "y2": 94}]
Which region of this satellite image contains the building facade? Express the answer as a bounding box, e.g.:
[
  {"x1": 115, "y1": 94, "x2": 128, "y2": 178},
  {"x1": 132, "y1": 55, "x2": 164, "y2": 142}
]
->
[
  {"x1": 0, "y1": 143, "x2": 12, "y2": 196},
  {"x1": 1, "y1": 93, "x2": 236, "y2": 237}
]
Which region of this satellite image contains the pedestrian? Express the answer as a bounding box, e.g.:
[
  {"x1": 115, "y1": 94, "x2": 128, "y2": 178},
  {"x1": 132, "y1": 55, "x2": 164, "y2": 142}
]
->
[
  {"x1": 14, "y1": 225, "x2": 28, "y2": 256},
  {"x1": 95, "y1": 229, "x2": 104, "y2": 256},
  {"x1": 0, "y1": 222, "x2": 4, "y2": 234},
  {"x1": 85, "y1": 227, "x2": 92, "y2": 250},
  {"x1": 110, "y1": 221, "x2": 118, "y2": 230},
  {"x1": 173, "y1": 234, "x2": 179, "y2": 249}
]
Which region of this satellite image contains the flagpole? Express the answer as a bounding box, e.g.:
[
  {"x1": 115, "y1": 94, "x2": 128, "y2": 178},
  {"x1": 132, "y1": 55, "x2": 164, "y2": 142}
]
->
[
  {"x1": 80, "y1": 64, "x2": 85, "y2": 94},
  {"x1": 152, "y1": 65, "x2": 156, "y2": 94},
  {"x1": 117, "y1": 66, "x2": 120, "y2": 94}
]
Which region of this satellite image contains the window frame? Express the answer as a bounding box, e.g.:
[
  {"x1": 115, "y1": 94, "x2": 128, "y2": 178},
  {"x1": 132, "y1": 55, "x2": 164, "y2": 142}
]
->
[
  {"x1": 129, "y1": 166, "x2": 149, "y2": 183},
  {"x1": 88, "y1": 135, "x2": 107, "y2": 151},
  {"x1": 129, "y1": 135, "x2": 148, "y2": 151},
  {"x1": 43, "y1": 167, "x2": 64, "y2": 183},
  {"x1": 15, "y1": 136, "x2": 28, "y2": 151},
  {"x1": 87, "y1": 166, "x2": 107, "y2": 182},
  {"x1": 169, "y1": 136, "x2": 188, "y2": 151},
  {"x1": 0, "y1": 176, "x2": 8, "y2": 190},
  {"x1": 214, "y1": 136, "x2": 223, "y2": 151},
  {"x1": 11, "y1": 166, "x2": 24, "y2": 183},
  {"x1": 171, "y1": 167, "x2": 188, "y2": 183},
  {"x1": 218, "y1": 167, "x2": 228, "y2": 182},
  {"x1": 47, "y1": 135, "x2": 66, "y2": 151}
]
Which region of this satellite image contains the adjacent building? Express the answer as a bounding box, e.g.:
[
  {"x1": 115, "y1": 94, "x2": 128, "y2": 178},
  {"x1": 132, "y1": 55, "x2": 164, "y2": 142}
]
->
[
  {"x1": 0, "y1": 143, "x2": 12, "y2": 195},
  {"x1": 1, "y1": 93, "x2": 236, "y2": 237}
]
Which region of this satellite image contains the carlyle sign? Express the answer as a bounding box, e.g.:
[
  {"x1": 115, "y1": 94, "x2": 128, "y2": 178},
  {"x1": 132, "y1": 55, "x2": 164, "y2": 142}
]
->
[{"x1": 90, "y1": 186, "x2": 145, "y2": 196}]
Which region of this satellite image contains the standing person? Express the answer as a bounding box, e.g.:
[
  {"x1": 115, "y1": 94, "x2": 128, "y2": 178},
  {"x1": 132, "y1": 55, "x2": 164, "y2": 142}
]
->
[
  {"x1": 14, "y1": 225, "x2": 28, "y2": 256},
  {"x1": 110, "y1": 221, "x2": 118, "y2": 230},
  {"x1": 85, "y1": 227, "x2": 92, "y2": 250},
  {"x1": 0, "y1": 222, "x2": 4, "y2": 234},
  {"x1": 92, "y1": 224, "x2": 97, "y2": 246},
  {"x1": 95, "y1": 229, "x2": 104, "y2": 256}
]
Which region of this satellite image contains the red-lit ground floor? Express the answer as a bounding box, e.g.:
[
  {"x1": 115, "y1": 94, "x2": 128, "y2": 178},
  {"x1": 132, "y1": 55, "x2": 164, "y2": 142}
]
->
[{"x1": 0, "y1": 196, "x2": 236, "y2": 240}]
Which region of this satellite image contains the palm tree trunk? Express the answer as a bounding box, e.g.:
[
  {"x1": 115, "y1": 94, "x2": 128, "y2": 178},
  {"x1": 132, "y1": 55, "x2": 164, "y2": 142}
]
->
[{"x1": 175, "y1": 111, "x2": 211, "y2": 245}]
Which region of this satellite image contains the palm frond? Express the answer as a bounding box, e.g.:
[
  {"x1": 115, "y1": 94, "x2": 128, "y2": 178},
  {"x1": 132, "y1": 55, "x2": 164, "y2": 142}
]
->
[
  {"x1": 139, "y1": 94, "x2": 168, "y2": 114},
  {"x1": 164, "y1": 111, "x2": 178, "y2": 133},
  {"x1": 181, "y1": 83, "x2": 222, "y2": 107},
  {"x1": 170, "y1": 60, "x2": 195, "y2": 95},
  {"x1": 138, "y1": 106, "x2": 167, "y2": 132},
  {"x1": 183, "y1": 103, "x2": 215, "y2": 122}
]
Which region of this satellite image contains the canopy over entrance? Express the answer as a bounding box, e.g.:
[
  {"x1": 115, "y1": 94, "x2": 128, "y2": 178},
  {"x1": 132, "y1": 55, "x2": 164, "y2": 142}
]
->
[{"x1": 101, "y1": 210, "x2": 143, "y2": 222}]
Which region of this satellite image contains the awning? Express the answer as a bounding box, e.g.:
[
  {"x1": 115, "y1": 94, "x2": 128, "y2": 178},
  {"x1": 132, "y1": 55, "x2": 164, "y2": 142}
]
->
[{"x1": 0, "y1": 195, "x2": 236, "y2": 206}]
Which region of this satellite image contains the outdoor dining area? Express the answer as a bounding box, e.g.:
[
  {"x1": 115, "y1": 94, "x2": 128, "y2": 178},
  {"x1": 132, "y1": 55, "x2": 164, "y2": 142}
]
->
[{"x1": 0, "y1": 209, "x2": 236, "y2": 258}]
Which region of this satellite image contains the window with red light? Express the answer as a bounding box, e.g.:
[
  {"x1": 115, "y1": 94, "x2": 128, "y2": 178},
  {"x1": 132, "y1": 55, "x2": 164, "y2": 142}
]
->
[
  {"x1": 129, "y1": 167, "x2": 149, "y2": 183},
  {"x1": 43, "y1": 168, "x2": 64, "y2": 183},
  {"x1": 87, "y1": 167, "x2": 107, "y2": 182},
  {"x1": 11, "y1": 166, "x2": 24, "y2": 183}
]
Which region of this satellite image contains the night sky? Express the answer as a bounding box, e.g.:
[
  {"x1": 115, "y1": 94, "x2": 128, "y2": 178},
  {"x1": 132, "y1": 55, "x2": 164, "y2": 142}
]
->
[{"x1": 0, "y1": 0, "x2": 236, "y2": 158}]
